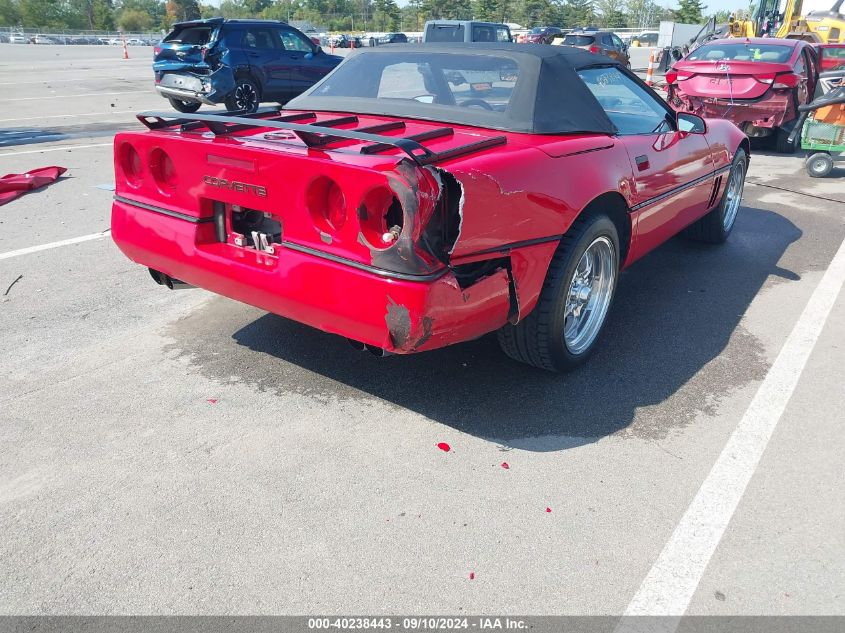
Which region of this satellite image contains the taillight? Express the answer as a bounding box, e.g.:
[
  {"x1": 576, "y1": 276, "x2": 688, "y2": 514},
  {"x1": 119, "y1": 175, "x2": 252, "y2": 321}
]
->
[
  {"x1": 153, "y1": 45, "x2": 161, "y2": 56},
  {"x1": 589, "y1": 45, "x2": 600, "y2": 54},
  {"x1": 665, "y1": 71, "x2": 677, "y2": 84},
  {"x1": 358, "y1": 187, "x2": 403, "y2": 248},
  {"x1": 772, "y1": 72, "x2": 800, "y2": 89},
  {"x1": 306, "y1": 176, "x2": 347, "y2": 233},
  {"x1": 665, "y1": 70, "x2": 692, "y2": 84},
  {"x1": 149, "y1": 148, "x2": 178, "y2": 192},
  {"x1": 118, "y1": 143, "x2": 143, "y2": 187}
]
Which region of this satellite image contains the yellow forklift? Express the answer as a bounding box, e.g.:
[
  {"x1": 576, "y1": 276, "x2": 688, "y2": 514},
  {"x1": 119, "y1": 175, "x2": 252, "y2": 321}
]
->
[{"x1": 728, "y1": 0, "x2": 844, "y2": 43}]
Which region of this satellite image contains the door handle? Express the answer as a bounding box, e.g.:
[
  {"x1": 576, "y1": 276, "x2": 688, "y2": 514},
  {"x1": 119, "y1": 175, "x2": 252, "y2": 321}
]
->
[
  {"x1": 635, "y1": 155, "x2": 650, "y2": 171},
  {"x1": 248, "y1": 52, "x2": 259, "y2": 57}
]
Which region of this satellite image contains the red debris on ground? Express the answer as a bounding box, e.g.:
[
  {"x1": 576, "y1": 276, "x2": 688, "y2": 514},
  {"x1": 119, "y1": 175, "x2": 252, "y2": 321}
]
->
[
  {"x1": 207, "y1": 398, "x2": 218, "y2": 404},
  {"x1": 0, "y1": 166, "x2": 66, "y2": 206},
  {"x1": 501, "y1": 462, "x2": 509, "y2": 469},
  {"x1": 546, "y1": 507, "x2": 552, "y2": 513},
  {"x1": 469, "y1": 572, "x2": 475, "y2": 580},
  {"x1": 436, "y1": 442, "x2": 451, "y2": 452}
]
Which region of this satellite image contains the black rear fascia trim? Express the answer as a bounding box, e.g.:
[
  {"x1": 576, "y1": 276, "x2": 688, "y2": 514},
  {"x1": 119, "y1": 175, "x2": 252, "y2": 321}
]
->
[
  {"x1": 114, "y1": 195, "x2": 446, "y2": 282},
  {"x1": 280, "y1": 241, "x2": 447, "y2": 282},
  {"x1": 114, "y1": 195, "x2": 214, "y2": 223}
]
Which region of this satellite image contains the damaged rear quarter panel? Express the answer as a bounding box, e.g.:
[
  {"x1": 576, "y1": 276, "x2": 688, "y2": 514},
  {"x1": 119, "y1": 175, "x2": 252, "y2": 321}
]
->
[{"x1": 442, "y1": 141, "x2": 634, "y2": 321}]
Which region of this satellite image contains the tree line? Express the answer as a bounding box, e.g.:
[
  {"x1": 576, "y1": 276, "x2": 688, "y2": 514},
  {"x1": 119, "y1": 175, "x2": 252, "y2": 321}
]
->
[{"x1": 0, "y1": 0, "x2": 724, "y2": 34}]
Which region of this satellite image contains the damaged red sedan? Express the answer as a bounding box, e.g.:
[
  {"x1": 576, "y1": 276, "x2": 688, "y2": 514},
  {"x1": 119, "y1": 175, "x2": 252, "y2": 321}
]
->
[
  {"x1": 666, "y1": 38, "x2": 818, "y2": 153},
  {"x1": 111, "y1": 44, "x2": 749, "y2": 371}
]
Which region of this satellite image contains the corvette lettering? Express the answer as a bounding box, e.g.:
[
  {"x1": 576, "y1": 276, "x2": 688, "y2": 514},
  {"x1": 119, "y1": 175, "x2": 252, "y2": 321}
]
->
[{"x1": 203, "y1": 175, "x2": 267, "y2": 197}]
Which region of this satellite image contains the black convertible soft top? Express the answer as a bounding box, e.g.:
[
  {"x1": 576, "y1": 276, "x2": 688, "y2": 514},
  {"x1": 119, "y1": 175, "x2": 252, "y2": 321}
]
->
[{"x1": 286, "y1": 43, "x2": 621, "y2": 135}]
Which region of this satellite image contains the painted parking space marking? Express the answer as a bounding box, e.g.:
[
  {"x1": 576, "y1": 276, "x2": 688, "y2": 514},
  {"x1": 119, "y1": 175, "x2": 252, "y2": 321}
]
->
[
  {"x1": 0, "y1": 232, "x2": 108, "y2": 261},
  {"x1": 619, "y1": 234, "x2": 845, "y2": 624},
  {"x1": 0, "y1": 142, "x2": 113, "y2": 157},
  {"x1": 0, "y1": 90, "x2": 149, "y2": 102},
  {"x1": 0, "y1": 110, "x2": 137, "y2": 123}
]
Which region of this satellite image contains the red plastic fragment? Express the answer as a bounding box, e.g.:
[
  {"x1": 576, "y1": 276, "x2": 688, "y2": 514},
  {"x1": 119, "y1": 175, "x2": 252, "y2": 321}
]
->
[
  {"x1": 436, "y1": 442, "x2": 451, "y2": 452},
  {"x1": 501, "y1": 462, "x2": 509, "y2": 469},
  {"x1": 0, "y1": 166, "x2": 66, "y2": 206},
  {"x1": 469, "y1": 572, "x2": 475, "y2": 580},
  {"x1": 546, "y1": 507, "x2": 552, "y2": 513},
  {"x1": 207, "y1": 398, "x2": 218, "y2": 404}
]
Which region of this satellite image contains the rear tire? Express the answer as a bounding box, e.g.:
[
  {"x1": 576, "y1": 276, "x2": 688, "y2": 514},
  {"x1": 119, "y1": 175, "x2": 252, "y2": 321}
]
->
[
  {"x1": 775, "y1": 125, "x2": 798, "y2": 154},
  {"x1": 806, "y1": 152, "x2": 833, "y2": 178},
  {"x1": 168, "y1": 98, "x2": 201, "y2": 113},
  {"x1": 225, "y1": 77, "x2": 261, "y2": 113},
  {"x1": 683, "y1": 148, "x2": 747, "y2": 244},
  {"x1": 497, "y1": 213, "x2": 620, "y2": 372}
]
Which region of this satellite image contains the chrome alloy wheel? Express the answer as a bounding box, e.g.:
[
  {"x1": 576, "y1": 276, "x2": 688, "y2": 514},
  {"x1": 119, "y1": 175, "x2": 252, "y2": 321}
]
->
[
  {"x1": 563, "y1": 236, "x2": 617, "y2": 355},
  {"x1": 722, "y1": 160, "x2": 745, "y2": 231},
  {"x1": 233, "y1": 82, "x2": 258, "y2": 111}
]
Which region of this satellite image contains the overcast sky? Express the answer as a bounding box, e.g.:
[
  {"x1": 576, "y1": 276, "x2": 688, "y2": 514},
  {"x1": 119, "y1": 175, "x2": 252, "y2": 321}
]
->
[{"x1": 205, "y1": 0, "x2": 837, "y2": 21}]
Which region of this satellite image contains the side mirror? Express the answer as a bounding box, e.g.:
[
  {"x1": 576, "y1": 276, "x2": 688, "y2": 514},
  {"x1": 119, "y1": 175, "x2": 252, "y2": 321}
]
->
[
  {"x1": 677, "y1": 112, "x2": 706, "y2": 134},
  {"x1": 305, "y1": 51, "x2": 314, "y2": 60}
]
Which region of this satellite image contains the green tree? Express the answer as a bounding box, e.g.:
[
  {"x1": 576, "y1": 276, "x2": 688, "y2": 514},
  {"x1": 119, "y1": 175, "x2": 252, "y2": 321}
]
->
[
  {"x1": 372, "y1": 0, "x2": 400, "y2": 30},
  {"x1": 119, "y1": 7, "x2": 153, "y2": 28},
  {"x1": 561, "y1": 0, "x2": 592, "y2": 27},
  {"x1": 18, "y1": 0, "x2": 68, "y2": 27},
  {"x1": 0, "y1": 0, "x2": 21, "y2": 25},
  {"x1": 673, "y1": 0, "x2": 705, "y2": 24}
]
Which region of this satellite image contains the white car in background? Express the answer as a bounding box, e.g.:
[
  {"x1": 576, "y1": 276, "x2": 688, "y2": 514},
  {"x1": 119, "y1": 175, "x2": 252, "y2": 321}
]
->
[{"x1": 10, "y1": 33, "x2": 27, "y2": 44}]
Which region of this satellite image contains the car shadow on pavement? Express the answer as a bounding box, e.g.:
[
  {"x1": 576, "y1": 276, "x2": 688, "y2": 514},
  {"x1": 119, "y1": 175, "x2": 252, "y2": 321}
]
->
[{"x1": 185, "y1": 206, "x2": 802, "y2": 451}]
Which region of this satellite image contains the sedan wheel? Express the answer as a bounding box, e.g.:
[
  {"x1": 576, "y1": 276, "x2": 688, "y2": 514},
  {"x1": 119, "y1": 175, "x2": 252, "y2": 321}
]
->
[
  {"x1": 225, "y1": 78, "x2": 260, "y2": 113},
  {"x1": 168, "y1": 98, "x2": 201, "y2": 113},
  {"x1": 498, "y1": 213, "x2": 620, "y2": 372}
]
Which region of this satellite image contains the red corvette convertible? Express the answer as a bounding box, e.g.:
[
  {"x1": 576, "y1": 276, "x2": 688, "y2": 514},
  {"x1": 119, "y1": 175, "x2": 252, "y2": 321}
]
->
[{"x1": 112, "y1": 44, "x2": 748, "y2": 371}]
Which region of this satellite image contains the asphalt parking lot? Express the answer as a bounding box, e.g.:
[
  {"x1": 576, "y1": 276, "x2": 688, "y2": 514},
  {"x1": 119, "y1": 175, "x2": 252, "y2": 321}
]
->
[{"x1": 0, "y1": 45, "x2": 843, "y2": 619}]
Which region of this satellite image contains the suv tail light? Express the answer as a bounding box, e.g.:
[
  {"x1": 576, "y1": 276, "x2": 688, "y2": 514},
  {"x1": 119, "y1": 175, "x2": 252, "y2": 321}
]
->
[{"x1": 153, "y1": 45, "x2": 161, "y2": 56}]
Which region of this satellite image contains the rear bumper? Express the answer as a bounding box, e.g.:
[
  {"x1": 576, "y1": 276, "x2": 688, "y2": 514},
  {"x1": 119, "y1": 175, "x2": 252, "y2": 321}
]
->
[
  {"x1": 671, "y1": 92, "x2": 795, "y2": 129},
  {"x1": 111, "y1": 199, "x2": 512, "y2": 354},
  {"x1": 155, "y1": 85, "x2": 216, "y2": 105}
]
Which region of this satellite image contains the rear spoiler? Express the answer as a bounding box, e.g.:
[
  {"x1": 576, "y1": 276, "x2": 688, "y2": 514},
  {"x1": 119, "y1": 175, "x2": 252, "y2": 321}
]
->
[{"x1": 136, "y1": 109, "x2": 506, "y2": 167}]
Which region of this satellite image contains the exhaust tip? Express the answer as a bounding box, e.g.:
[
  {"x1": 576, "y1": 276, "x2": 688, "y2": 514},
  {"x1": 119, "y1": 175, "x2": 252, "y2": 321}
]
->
[
  {"x1": 148, "y1": 268, "x2": 192, "y2": 290},
  {"x1": 347, "y1": 338, "x2": 366, "y2": 351},
  {"x1": 365, "y1": 344, "x2": 392, "y2": 357}
]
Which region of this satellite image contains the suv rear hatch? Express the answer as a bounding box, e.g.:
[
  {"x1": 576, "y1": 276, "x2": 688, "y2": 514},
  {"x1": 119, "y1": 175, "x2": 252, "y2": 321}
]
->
[
  {"x1": 154, "y1": 21, "x2": 219, "y2": 67},
  {"x1": 561, "y1": 34, "x2": 597, "y2": 53}
]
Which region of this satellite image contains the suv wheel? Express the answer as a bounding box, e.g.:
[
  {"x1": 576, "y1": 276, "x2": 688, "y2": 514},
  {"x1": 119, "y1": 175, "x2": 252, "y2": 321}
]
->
[
  {"x1": 225, "y1": 77, "x2": 260, "y2": 113},
  {"x1": 168, "y1": 98, "x2": 201, "y2": 113}
]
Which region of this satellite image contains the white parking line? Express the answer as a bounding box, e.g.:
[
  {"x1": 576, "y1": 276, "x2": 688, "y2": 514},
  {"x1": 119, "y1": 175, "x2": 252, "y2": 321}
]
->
[
  {"x1": 0, "y1": 232, "x2": 108, "y2": 261},
  {"x1": 620, "y1": 234, "x2": 845, "y2": 624},
  {"x1": 0, "y1": 90, "x2": 149, "y2": 102},
  {"x1": 0, "y1": 142, "x2": 112, "y2": 157},
  {"x1": 0, "y1": 110, "x2": 137, "y2": 123}
]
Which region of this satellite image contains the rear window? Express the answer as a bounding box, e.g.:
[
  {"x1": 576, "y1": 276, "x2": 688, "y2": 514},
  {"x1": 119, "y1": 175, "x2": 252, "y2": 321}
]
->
[
  {"x1": 426, "y1": 24, "x2": 465, "y2": 42},
  {"x1": 472, "y1": 25, "x2": 510, "y2": 42},
  {"x1": 164, "y1": 25, "x2": 214, "y2": 45},
  {"x1": 563, "y1": 35, "x2": 595, "y2": 46},
  {"x1": 304, "y1": 52, "x2": 520, "y2": 115},
  {"x1": 686, "y1": 42, "x2": 793, "y2": 63}
]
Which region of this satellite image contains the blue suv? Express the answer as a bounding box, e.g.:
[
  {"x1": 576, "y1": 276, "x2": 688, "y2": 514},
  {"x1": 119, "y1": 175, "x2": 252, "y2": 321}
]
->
[{"x1": 153, "y1": 18, "x2": 343, "y2": 113}]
